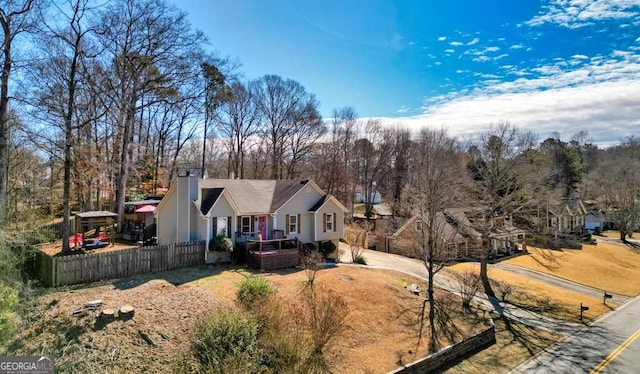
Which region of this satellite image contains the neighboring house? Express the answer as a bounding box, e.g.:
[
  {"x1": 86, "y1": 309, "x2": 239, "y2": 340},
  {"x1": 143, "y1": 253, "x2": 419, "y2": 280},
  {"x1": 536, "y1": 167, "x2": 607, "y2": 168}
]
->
[
  {"x1": 376, "y1": 207, "x2": 526, "y2": 261},
  {"x1": 517, "y1": 198, "x2": 588, "y2": 234},
  {"x1": 355, "y1": 191, "x2": 381, "y2": 204},
  {"x1": 486, "y1": 215, "x2": 526, "y2": 255},
  {"x1": 377, "y1": 213, "x2": 468, "y2": 260},
  {"x1": 547, "y1": 199, "x2": 587, "y2": 233},
  {"x1": 155, "y1": 174, "x2": 347, "y2": 263},
  {"x1": 584, "y1": 212, "x2": 606, "y2": 232}
]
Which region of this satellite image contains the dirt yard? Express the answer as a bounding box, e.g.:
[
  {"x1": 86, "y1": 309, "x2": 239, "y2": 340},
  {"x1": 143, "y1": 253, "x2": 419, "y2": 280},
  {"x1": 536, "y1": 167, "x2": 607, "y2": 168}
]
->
[
  {"x1": 38, "y1": 239, "x2": 138, "y2": 256},
  {"x1": 506, "y1": 238, "x2": 640, "y2": 297},
  {"x1": 5, "y1": 266, "x2": 494, "y2": 374}
]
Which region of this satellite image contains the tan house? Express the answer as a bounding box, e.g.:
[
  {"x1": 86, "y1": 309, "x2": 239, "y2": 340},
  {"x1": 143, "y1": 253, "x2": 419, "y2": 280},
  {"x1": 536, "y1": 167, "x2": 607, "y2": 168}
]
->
[
  {"x1": 547, "y1": 199, "x2": 587, "y2": 233},
  {"x1": 377, "y1": 212, "x2": 468, "y2": 260},
  {"x1": 155, "y1": 173, "x2": 347, "y2": 265}
]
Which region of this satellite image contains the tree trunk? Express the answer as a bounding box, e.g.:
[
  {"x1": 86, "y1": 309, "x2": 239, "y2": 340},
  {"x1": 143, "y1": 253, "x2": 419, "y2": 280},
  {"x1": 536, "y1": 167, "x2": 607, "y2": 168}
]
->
[{"x1": 0, "y1": 19, "x2": 12, "y2": 222}]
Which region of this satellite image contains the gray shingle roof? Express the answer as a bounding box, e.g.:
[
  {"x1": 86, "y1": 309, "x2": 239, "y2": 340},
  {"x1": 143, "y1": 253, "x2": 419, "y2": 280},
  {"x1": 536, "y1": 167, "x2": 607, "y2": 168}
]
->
[{"x1": 198, "y1": 179, "x2": 309, "y2": 215}]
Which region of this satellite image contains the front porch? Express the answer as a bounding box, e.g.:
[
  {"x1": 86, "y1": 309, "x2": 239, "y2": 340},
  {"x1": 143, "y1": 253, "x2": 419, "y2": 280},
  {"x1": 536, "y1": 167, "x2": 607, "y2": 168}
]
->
[{"x1": 240, "y1": 237, "x2": 301, "y2": 271}]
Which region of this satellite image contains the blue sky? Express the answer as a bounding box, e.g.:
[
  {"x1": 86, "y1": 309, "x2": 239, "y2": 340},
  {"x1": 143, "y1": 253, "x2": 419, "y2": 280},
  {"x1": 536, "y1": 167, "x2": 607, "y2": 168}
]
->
[{"x1": 177, "y1": 0, "x2": 640, "y2": 146}]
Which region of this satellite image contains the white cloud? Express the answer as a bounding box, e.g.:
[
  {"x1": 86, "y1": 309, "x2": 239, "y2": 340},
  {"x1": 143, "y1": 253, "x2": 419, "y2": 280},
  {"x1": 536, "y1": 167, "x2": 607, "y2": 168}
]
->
[
  {"x1": 377, "y1": 80, "x2": 640, "y2": 146},
  {"x1": 467, "y1": 37, "x2": 480, "y2": 45},
  {"x1": 486, "y1": 46, "x2": 501, "y2": 52},
  {"x1": 572, "y1": 54, "x2": 589, "y2": 59},
  {"x1": 396, "y1": 105, "x2": 409, "y2": 113},
  {"x1": 473, "y1": 56, "x2": 491, "y2": 63},
  {"x1": 444, "y1": 49, "x2": 455, "y2": 54},
  {"x1": 636, "y1": 36, "x2": 640, "y2": 41},
  {"x1": 510, "y1": 43, "x2": 524, "y2": 49},
  {"x1": 450, "y1": 41, "x2": 463, "y2": 46},
  {"x1": 527, "y1": 0, "x2": 640, "y2": 28},
  {"x1": 375, "y1": 50, "x2": 640, "y2": 146},
  {"x1": 438, "y1": 36, "x2": 447, "y2": 41}
]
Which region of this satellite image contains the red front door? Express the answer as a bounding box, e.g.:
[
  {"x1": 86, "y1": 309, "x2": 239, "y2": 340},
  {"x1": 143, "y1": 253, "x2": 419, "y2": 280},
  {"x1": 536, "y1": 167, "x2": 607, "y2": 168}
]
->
[{"x1": 258, "y1": 216, "x2": 267, "y2": 240}]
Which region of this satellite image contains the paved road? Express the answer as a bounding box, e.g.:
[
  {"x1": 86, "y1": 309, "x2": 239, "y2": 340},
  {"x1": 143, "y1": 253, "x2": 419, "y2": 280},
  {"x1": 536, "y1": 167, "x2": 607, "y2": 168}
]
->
[
  {"x1": 512, "y1": 295, "x2": 640, "y2": 374},
  {"x1": 338, "y1": 248, "x2": 583, "y2": 334},
  {"x1": 492, "y1": 263, "x2": 631, "y2": 305}
]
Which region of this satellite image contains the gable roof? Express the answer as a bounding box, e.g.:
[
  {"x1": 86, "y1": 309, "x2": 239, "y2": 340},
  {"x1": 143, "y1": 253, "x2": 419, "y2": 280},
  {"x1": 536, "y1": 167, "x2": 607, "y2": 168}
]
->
[
  {"x1": 270, "y1": 180, "x2": 310, "y2": 211},
  {"x1": 391, "y1": 213, "x2": 465, "y2": 242},
  {"x1": 197, "y1": 179, "x2": 310, "y2": 215},
  {"x1": 309, "y1": 194, "x2": 349, "y2": 213},
  {"x1": 200, "y1": 188, "x2": 224, "y2": 215}
]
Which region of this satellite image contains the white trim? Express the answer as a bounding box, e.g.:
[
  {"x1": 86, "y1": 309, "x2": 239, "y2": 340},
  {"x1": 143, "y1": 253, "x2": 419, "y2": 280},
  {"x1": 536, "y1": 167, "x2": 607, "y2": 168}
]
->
[{"x1": 204, "y1": 189, "x2": 241, "y2": 217}]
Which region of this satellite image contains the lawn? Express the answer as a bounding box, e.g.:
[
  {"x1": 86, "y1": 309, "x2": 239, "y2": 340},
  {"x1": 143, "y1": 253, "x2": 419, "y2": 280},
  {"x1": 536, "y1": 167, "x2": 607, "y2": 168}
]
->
[
  {"x1": 505, "y1": 239, "x2": 640, "y2": 297},
  {"x1": 4, "y1": 265, "x2": 492, "y2": 374},
  {"x1": 447, "y1": 315, "x2": 560, "y2": 374},
  {"x1": 447, "y1": 263, "x2": 612, "y2": 323}
]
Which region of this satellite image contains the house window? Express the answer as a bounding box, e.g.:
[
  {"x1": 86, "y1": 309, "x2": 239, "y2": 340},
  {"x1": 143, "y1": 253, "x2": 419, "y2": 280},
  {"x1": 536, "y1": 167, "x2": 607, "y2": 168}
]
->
[
  {"x1": 326, "y1": 214, "x2": 333, "y2": 232},
  {"x1": 416, "y1": 221, "x2": 423, "y2": 231},
  {"x1": 217, "y1": 217, "x2": 228, "y2": 237},
  {"x1": 289, "y1": 215, "x2": 298, "y2": 234},
  {"x1": 241, "y1": 216, "x2": 251, "y2": 233}
]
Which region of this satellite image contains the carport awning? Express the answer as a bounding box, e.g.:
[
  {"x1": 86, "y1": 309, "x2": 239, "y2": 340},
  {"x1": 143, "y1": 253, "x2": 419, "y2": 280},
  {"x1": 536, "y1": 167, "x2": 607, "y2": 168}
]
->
[{"x1": 135, "y1": 205, "x2": 156, "y2": 213}]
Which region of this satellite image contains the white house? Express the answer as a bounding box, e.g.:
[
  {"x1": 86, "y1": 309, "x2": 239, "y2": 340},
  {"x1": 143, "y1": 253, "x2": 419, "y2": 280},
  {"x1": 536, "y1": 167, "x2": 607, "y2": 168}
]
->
[{"x1": 155, "y1": 174, "x2": 347, "y2": 262}]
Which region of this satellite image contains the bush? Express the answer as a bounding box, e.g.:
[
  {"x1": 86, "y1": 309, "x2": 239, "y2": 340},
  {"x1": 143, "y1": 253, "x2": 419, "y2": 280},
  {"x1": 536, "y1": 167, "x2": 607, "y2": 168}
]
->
[
  {"x1": 355, "y1": 255, "x2": 367, "y2": 265},
  {"x1": 187, "y1": 309, "x2": 261, "y2": 374},
  {"x1": 320, "y1": 241, "x2": 336, "y2": 258},
  {"x1": 302, "y1": 242, "x2": 317, "y2": 255},
  {"x1": 208, "y1": 233, "x2": 233, "y2": 252},
  {"x1": 236, "y1": 276, "x2": 277, "y2": 310}
]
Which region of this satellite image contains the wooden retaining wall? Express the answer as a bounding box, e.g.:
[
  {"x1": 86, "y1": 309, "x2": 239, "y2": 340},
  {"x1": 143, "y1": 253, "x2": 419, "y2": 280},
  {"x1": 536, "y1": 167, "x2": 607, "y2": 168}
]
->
[
  {"x1": 389, "y1": 325, "x2": 496, "y2": 374},
  {"x1": 38, "y1": 241, "x2": 205, "y2": 287}
]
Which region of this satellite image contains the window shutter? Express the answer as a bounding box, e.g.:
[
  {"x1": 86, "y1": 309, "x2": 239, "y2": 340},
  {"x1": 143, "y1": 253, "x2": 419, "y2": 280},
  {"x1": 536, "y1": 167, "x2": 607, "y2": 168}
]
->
[
  {"x1": 286, "y1": 215, "x2": 290, "y2": 232},
  {"x1": 212, "y1": 218, "x2": 217, "y2": 237},
  {"x1": 228, "y1": 217, "x2": 232, "y2": 237},
  {"x1": 297, "y1": 214, "x2": 301, "y2": 234},
  {"x1": 323, "y1": 213, "x2": 327, "y2": 233},
  {"x1": 333, "y1": 213, "x2": 337, "y2": 232},
  {"x1": 237, "y1": 217, "x2": 241, "y2": 236}
]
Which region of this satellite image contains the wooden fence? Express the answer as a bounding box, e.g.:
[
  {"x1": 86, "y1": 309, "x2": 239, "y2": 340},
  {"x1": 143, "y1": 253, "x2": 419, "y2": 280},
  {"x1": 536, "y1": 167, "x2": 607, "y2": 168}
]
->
[
  {"x1": 38, "y1": 241, "x2": 205, "y2": 287},
  {"x1": 390, "y1": 325, "x2": 496, "y2": 374}
]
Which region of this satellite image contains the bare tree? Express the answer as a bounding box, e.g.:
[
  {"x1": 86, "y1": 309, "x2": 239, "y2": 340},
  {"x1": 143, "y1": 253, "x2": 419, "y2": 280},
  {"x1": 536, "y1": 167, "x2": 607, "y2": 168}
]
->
[
  {"x1": 411, "y1": 128, "x2": 467, "y2": 352},
  {"x1": 316, "y1": 107, "x2": 357, "y2": 211},
  {"x1": 251, "y1": 74, "x2": 319, "y2": 179},
  {"x1": 0, "y1": 0, "x2": 35, "y2": 222},
  {"x1": 353, "y1": 119, "x2": 393, "y2": 219},
  {"x1": 344, "y1": 224, "x2": 367, "y2": 263},
  {"x1": 455, "y1": 267, "x2": 481, "y2": 310},
  {"x1": 219, "y1": 81, "x2": 260, "y2": 179},
  {"x1": 468, "y1": 122, "x2": 536, "y2": 295},
  {"x1": 593, "y1": 142, "x2": 640, "y2": 242},
  {"x1": 95, "y1": 0, "x2": 208, "y2": 230},
  {"x1": 30, "y1": 0, "x2": 97, "y2": 252}
]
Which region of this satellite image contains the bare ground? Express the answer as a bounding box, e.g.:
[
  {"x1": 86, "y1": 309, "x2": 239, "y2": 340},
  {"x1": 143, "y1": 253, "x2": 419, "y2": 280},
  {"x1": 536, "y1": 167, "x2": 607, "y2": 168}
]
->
[{"x1": 4, "y1": 266, "x2": 495, "y2": 373}]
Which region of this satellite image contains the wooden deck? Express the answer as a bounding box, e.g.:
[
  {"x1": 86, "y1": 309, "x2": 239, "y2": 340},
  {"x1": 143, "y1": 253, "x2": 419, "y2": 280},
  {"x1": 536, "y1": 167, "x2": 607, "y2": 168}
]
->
[{"x1": 241, "y1": 238, "x2": 301, "y2": 270}]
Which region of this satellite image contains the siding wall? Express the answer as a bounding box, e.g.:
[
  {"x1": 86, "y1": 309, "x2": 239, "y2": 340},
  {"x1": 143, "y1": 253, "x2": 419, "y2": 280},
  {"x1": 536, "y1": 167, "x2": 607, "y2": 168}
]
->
[
  {"x1": 157, "y1": 184, "x2": 178, "y2": 245},
  {"x1": 275, "y1": 185, "x2": 324, "y2": 243}
]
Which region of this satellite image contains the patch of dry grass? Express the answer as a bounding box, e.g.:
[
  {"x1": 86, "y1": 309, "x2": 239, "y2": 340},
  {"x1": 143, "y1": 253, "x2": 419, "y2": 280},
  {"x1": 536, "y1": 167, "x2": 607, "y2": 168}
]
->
[
  {"x1": 4, "y1": 266, "x2": 491, "y2": 374},
  {"x1": 446, "y1": 316, "x2": 561, "y2": 374},
  {"x1": 506, "y1": 241, "x2": 640, "y2": 296},
  {"x1": 447, "y1": 263, "x2": 612, "y2": 323}
]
